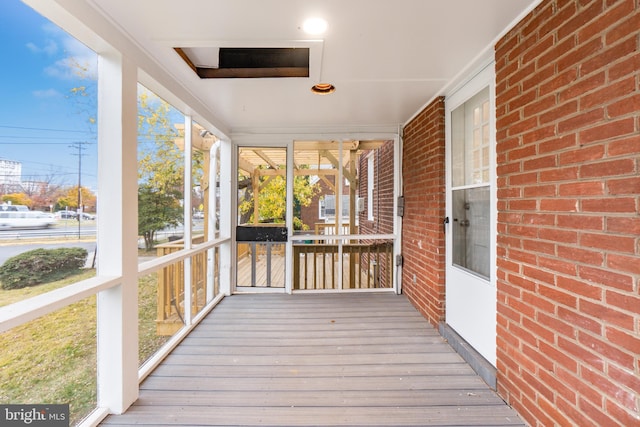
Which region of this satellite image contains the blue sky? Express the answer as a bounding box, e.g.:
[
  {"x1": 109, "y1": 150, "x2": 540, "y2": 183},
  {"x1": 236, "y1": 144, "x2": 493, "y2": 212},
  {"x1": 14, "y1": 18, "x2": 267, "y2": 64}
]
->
[{"x1": 0, "y1": 0, "x2": 98, "y2": 191}]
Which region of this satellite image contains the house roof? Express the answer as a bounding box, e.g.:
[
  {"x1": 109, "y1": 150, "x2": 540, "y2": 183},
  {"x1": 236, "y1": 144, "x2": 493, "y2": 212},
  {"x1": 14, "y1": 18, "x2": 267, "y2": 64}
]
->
[{"x1": 28, "y1": 0, "x2": 540, "y2": 138}]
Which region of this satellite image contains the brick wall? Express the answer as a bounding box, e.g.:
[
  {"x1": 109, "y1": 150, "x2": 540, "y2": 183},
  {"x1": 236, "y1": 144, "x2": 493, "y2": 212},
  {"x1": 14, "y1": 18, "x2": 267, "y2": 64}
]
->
[
  {"x1": 401, "y1": 97, "x2": 446, "y2": 325},
  {"x1": 495, "y1": 0, "x2": 640, "y2": 425},
  {"x1": 359, "y1": 140, "x2": 396, "y2": 236},
  {"x1": 359, "y1": 141, "x2": 396, "y2": 288}
]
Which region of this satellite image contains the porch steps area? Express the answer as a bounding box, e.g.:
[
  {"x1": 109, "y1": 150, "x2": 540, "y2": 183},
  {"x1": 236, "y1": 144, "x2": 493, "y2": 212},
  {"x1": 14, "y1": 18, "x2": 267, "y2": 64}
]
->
[{"x1": 102, "y1": 293, "x2": 524, "y2": 426}]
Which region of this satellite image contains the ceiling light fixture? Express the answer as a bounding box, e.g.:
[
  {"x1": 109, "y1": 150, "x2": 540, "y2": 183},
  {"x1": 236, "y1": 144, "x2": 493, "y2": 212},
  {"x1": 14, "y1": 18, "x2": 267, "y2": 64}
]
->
[
  {"x1": 311, "y1": 83, "x2": 335, "y2": 95},
  {"x1": 302, "y1": 17, "x2": 327, "y2": 35}
]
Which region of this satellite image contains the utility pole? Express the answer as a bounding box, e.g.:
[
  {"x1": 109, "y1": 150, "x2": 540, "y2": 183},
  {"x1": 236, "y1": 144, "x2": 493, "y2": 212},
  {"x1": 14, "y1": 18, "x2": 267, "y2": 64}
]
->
[{"x1": 70, "y1": 142, "x2": 86, "y2": 239}]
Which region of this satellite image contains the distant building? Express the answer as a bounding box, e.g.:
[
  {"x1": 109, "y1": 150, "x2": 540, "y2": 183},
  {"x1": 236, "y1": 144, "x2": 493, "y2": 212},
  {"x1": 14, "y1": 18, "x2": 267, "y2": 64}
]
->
[
  {"x1": 0, "y1": 158, "x2": 23, "y2": 194},
  {"x1": 0, "y1": 158, "x2": 21, "y2": 185}
]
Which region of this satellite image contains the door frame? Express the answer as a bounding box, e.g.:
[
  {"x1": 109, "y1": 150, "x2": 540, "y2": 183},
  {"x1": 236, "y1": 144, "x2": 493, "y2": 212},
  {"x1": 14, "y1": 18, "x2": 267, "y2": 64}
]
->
[
  {"x1": 232, "y1": 142, "x2": 292, "y2": 294},
  {"x1": 444, "y1": 62, "x2": 498, "y2": 365}
]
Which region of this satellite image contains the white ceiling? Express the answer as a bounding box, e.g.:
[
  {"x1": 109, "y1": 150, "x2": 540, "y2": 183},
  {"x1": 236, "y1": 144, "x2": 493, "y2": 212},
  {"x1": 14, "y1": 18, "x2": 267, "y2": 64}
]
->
[{"x1": 83, "y1": 0, "x2": 538, "y2": 135}]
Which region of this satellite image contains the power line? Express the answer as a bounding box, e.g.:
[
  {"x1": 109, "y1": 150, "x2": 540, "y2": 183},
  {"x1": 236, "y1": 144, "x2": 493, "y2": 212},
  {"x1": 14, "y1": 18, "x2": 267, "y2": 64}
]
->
[{"x1": 0, "y1": 124, "x2": 91, "y2": 133}]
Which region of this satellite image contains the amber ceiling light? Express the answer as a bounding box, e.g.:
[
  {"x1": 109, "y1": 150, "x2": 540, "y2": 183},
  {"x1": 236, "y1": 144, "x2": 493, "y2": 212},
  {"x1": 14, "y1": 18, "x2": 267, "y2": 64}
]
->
[{"x1": 311, "y1": 83, "x2": 335, "y2": 95}]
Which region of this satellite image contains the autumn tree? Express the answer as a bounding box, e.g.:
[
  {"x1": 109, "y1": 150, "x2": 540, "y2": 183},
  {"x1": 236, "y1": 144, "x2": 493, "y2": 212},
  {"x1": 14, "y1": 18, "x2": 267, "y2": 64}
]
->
[
  {"x1": 238, "y1": 169, "x2": 318, "y2": 230},
  {"x1": 1, "y1": 193, "x2": 33, "y2": 208},
  {"x1": 56, "y1": 186, "x2": 97, "y2": 212},
  {"x1": 137, "y1": 87, "x2": 204, "y2": 249}
]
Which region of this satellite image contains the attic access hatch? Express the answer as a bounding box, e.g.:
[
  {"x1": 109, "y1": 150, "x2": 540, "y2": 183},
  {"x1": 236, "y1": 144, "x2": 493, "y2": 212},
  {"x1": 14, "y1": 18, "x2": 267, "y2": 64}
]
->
[{"x1": 175, "y1": 47, "x2": 310, "y2": 78}]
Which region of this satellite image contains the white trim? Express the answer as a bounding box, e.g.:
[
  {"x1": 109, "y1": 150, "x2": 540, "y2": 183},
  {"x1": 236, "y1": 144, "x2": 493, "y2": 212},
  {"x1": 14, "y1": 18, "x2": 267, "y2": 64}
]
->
[
  {"x1": 285, "y1": 143, "x2": 295, "y2": 294},
  {"x1": 0, "y1": 275, "x2": 120, "y2": 333},
  {"x1": 393, "y1": 134, "x2": 402, "y2": 295},
  {"x1": 219, "y1": 139, "x2": 233, "y2": 295},
  {"x1": 183, "y1": 116, "x2": 193, "y2": 325},
  {"x1": 444, "y1": 62, "x2": 498, "y2": 366},
  {"x1": 95, "y1": 51, "x2": 139, "y2": 414}
]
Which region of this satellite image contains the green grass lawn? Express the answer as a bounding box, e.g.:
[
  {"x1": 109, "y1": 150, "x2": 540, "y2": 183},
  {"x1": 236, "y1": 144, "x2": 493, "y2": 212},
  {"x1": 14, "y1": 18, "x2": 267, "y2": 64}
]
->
[{"x1": 0, "y1": 268, "x2": 167, "y2": 426}]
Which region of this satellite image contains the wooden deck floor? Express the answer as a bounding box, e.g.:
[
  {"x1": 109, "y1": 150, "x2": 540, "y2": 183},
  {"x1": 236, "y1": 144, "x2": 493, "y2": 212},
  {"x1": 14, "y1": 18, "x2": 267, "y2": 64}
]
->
[{"x1": 101, "y1": 293, "x2": 524, "y2": 426}]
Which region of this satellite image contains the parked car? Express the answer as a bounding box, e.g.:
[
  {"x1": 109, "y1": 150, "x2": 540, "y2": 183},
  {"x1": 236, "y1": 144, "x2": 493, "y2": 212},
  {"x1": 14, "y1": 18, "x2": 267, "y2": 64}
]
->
[{"x1": 55, "y1": 210, "x2": 77, "y2": 219}]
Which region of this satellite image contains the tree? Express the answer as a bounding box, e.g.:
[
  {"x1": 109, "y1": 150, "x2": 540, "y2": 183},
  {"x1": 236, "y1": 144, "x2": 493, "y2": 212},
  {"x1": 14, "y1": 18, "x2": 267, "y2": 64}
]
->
[
  {"x1": 138, "y1": 184, "x2": 182, "y2": 250},
  {"x1": 1, "y1": 193, "x2": 33, "y2": 208},
  {"x1": 137, "y1": 88, "x2": 203, "y2": 249},
  {"x1": 238, "y1": 169, "x2": 318, "y2": 230},
  {"x1": 56, "y1": 186, "x2": 97, "y2": 212}
]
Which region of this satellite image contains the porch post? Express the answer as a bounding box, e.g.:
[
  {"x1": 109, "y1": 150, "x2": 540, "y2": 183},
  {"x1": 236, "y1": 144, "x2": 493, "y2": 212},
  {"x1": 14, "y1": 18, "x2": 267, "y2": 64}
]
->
[
  {"x1": 183, "y1": 116, "x2": 193, "y2": 324},
  {"x1": 96, "y1": 51, "x2": 139, "y2": 413},
  {"x1": 219, "y1": 138, "x2": 233, "y2": 295}
]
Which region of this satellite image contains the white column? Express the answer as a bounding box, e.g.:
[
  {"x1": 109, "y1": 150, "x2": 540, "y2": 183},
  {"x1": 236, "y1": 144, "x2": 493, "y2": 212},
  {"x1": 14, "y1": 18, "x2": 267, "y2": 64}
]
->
[
  {"x1": 219, "y1": 138, "x2": 232, "y2": 295},
  {"x1": 206, "y1": 142, "x2": 219, "y2": 301},
  {"x1": 96, "y1": 51, "x2": 139, "y2": 413},
  {"x1": 183, "y1": 116, "x2": 193, "y2": 324}
]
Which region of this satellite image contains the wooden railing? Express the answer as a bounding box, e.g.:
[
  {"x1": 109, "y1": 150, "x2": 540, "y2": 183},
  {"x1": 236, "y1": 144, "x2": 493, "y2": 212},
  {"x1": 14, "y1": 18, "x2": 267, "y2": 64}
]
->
[
  {"x1": 155, "y1": 235, "x2": 211, "y2": 335},
  {"x1": 293, "y1": 241, "x2": 393, "y2": 290}
]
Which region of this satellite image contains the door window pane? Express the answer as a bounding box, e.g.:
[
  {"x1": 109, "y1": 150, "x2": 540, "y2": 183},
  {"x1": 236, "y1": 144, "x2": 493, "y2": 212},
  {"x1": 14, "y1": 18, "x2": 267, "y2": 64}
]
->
[
  {"x1": 451, "y1": 87, "x2": 490, "y2": 187},
  {"x1": 452, "y1": 187, "x2": 490, "y2": 279},
  {"x1": 450, "y1": 86, "x2": 491, "y2": 279}
]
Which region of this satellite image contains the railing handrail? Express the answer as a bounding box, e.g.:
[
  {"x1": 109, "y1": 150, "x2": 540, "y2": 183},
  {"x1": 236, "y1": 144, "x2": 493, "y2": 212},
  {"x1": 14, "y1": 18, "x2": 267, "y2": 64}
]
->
[{"x1": 0, "y1": 236, "x2": 229, "y2": 334}]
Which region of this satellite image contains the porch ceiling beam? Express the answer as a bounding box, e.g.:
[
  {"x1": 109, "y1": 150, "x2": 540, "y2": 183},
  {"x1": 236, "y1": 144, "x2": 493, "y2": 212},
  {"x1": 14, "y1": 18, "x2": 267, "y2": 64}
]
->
[
  {"x1": 253, "y1": 149, "x2": 280, "y2": 170},
  {"x1": 295, "y1": 140, "x2": 359, "y2": 151},
  {"x1": 238, "y1": 157, "x2": 256, "y2": 174},
  {"x1": 259, "y1": 168, "x2": 337, "y2": 176},
  {"x1": 320, "y1": 150, "x2": 356, "y2": 184}
]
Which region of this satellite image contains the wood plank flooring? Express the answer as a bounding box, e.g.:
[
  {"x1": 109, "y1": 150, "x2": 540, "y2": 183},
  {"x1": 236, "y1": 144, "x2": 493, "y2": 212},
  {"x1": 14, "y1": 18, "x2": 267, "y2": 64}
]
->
[{"x1": 101, "y1": 293, "x2": 524, "y2": 426}]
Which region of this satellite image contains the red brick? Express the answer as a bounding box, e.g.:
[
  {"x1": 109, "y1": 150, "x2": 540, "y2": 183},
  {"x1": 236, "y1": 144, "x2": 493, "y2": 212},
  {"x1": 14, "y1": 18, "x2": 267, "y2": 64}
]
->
[
  {"x1": 606, "y1": 217, "x2": 640, "y2": 235},
  {"x1": 578, "y1": 333, "x2": 635, "y2": 370},
  {"x1": 605, "y1": 9, "x2": 640, "y2": 44},
  {"x1": 557, "y1": 244, "x2": 605, "y2": 266},
  {"x1": 557, "y1": 107, "x2": 604, "y2": 133},
  {"x1": 581, "y1": 37, "x2": 638, "y2": 77},
  {"x1": 608, "y1": 136, "x2": 640, "y2": 156},
  {"x1": 607, "y1": 176, "x2": 640, "y2": 195},
  {"x1": 605, "y1": 290, "x2": 640, "y2": 315},
  {"x1": 509, "y1": 171, "x2": 538, "y2": 185},
  {"x1": 558, "y1": 144, "x2": 605, "y2": 165},
  {"x1": 580, "y1": 232, "x2": 636, "y2": 253},
  {"x1": 557, "y1": 275, "x2": 602, "y2": 300},
  {"x1": 580, "y1": 158, "x2": 636, "y2": 178},
  {"x1": 579, "y1": 117, "x2": 636, "y2": 145},
  {"x1": 607, "y1": 92, "x2": 640, "y2": 118},
  {"x1": 557, "y1": 1, "x2": 604, "y2": 41},
  {"x1": 539, "y1": 283, "x2": 578, "y2": 307},
  {"x1": 523, "y1": 264, "x2": 556, "y2": 285},
  {"x1": 582, "y1": 197, "x2": 637, "y2": 213},
  {"x1": 578, "y1": 0, "x2": 635, "y2": 43},
  {"x1": 539, "y1": 166, "x2": 579, "y2": 182},
  {"x1": 524, "y1": 184, "x2": 556, "y2": 197},
  {"x1": 557, "y1": 214, "x2": 603, "y2": 230},
  {"x1": 579, "y1": 266, "x2": 634, "y2": 292},
  {"x1": 558, "y1": 336, "x2": 604, "y2": 370},
  {"x1": 522, "y1": 124, "x2": 556, "y2": 145},
  {"x1": 540, "y1": 255, "x2": 579, "y2": 275},
  {"x1": 538, "y1": 134, "x2": 577, "y2": 154},
  {"x1": 560, "y1": 71, "x2": 606, "y2": 104},
  {"x1": 558, "y1": 181, "x2": 604, "y2": 196},
  {"x1": 539, "y1": 198, "x2": 578, "y2": 212},
  {"x1": 580, "y1": 299, "x2": 634, "y2": 330},
  {"x1": 608, "y1": 52, "x2": 640, "y2": 81}
]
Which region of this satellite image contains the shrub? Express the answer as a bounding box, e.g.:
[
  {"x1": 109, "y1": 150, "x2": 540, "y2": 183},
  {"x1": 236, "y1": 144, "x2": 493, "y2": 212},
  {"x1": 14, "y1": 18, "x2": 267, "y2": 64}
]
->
[{"x1": 0, "y1": 247, "x2": 88, "y2": 290}]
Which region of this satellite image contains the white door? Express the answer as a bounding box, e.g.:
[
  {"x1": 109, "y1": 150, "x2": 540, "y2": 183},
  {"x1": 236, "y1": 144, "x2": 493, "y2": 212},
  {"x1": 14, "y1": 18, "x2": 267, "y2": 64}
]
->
[{"x1": 445, "y1": 64, "x2": 497, "y2": 365}]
